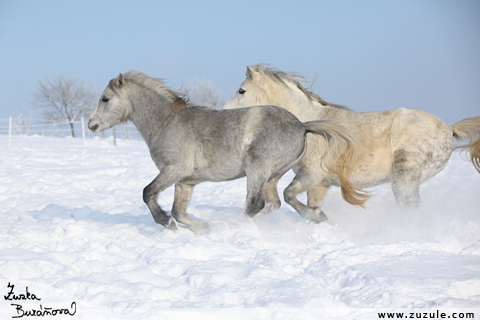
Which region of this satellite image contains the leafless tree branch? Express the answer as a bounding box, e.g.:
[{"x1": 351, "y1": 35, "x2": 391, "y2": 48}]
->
[
  {"x1": 184, "y1": 79, "x2": 223, "y2": 109},
  {"x1": 31, "y1": 75, "x2": 98, "y2": 137}
]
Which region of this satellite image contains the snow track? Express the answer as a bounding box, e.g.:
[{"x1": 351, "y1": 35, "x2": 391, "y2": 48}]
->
[{"x1": 1, "y1": 136, "x2": 479, "y2": 319}]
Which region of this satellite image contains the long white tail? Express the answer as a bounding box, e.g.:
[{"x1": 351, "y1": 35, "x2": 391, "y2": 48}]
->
[
  {"x1": 304, "y1": 121, "x2": 370, "y2": 207},
  {"x1": 451, "y1": 116, "x2": 480, "y2": 173}
]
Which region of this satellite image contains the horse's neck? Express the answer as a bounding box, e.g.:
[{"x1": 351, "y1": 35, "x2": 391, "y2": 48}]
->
[
  {"x1": 284, "y1": 92, "x2": 346, "y2": 122},
  {"x1": 128, "y1": 88, "x2": 174, "y2": 144}
]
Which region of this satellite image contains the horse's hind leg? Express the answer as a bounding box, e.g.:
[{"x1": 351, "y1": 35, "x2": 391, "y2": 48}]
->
[
  {"x1": 284, "y1": 168, "x2": 328, "y2": 223},
  {"x1": 171, "y1": 183, "x2": 209, "y2": 233},
  {"x1": 242, "y1": 162, "x2": 286, "y2": 218},
  {"x1": 242, "y1": 174, "x2": 269, "y2": 218},
  {"x1": 250, "y1": 175, "x2": 282, "y2": 219},
  {"x1": 392, "y1": 149, "x2": 422, "y2": 208},
  {"x1": 307, "y1": 185, "x2": 330, "y2": 208},
  {"x1": 244, "y1": 156, "x2": 303, "y2": 219}
]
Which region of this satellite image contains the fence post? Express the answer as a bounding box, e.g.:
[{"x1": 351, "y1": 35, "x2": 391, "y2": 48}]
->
[
  {"x1": 125, "y1": 123, "x2": 130, "y2": 140},
  {"x1": 81, "y1": 117, "x2": 86, "y2": 153},
  {"x1": 113, "y1": 127, "x2": 117, "y2": 147},
  {"x1": 8, "y1": 116, "x2": 12, "y2": 147}
]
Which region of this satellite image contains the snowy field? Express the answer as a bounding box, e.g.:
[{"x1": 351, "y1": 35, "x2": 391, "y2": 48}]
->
[{"x1": 1, "y1": 135, "x2": 479, "y2": 319}]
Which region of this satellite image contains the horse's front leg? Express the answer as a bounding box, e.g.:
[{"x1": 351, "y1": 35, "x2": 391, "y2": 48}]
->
[
  {"x1": 171, "y1": 182, "x2": 209, "y2": 233},
  {"x1": 143, "y1": 166, "x2": 183, "y2": 230}
]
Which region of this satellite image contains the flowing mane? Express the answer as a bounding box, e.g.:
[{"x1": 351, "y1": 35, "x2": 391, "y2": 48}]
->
[
  {"x1": 121, "y1": 70, "x2": 188, "y2": 113},
  {"x1": 248, "y1": 64, "x2": 350, "y2": 110}
]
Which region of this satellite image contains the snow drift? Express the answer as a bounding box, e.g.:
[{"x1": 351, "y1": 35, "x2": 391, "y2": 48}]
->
[{"x1": 1, "y1": 135, "x2": 479, "y2": 319}]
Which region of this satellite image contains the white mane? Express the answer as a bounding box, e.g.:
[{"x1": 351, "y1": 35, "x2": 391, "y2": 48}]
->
[
  {"x1": 249, "y1": 64, "x2": 350, "y2": 110},
  {"x1": 122, "y1": 70, "x2": 186, "y2": 103}
]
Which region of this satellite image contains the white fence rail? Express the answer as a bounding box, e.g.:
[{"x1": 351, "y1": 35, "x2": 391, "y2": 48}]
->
[{"x1": 1, "y1": 115, "x2": 143, "y2": 148}]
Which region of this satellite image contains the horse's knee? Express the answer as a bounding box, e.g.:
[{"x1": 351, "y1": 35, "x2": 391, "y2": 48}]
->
[
  {"x1": 283, "y1": 185, "x2": 294, "y2": 205},
  {"x1": 143, "y1": 183, "x2": 155, "y2": 204},
  {"x1": 284, "y1": 180, "x2": 301, "y2": 205},
  {"x1": 284, "y1": 184, "x2": 299, "y2": 205}
]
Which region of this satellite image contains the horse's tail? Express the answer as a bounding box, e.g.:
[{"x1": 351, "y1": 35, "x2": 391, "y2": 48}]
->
[
  {"x1": 451, "y1": 116, "x2": 480, "y2": 173},
  {"x1": 304, "y1": 121, "x2": 371, "y2": 207}
]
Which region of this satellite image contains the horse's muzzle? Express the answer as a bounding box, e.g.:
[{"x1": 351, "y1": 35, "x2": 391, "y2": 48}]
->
[{"x1": 87, "y1": 119, "x2": 99, "y2": 133}]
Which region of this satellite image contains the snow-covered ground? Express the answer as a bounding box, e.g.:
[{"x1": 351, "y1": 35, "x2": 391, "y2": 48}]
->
[{"x1": 1, "y1": 135, "x2": 479, "y2": 319}]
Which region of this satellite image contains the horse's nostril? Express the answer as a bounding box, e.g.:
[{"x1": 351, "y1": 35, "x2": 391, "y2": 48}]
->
[{"x1": 89, "y1": 124, "x2": 99, "y2": 132}]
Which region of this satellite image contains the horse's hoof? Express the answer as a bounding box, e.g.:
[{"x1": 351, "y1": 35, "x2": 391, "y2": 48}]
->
[
  {"x1": 302, "y1": 207, "x2": 328, "y2": 223},
  {"x1": 191, "y1": 221, "x2": 210, "y2": 234},
  {"x1": 317, "y1": 209, "x2": 328, "y2": 223},
  {"x1": 167, "y1": 216, "x2": 178, "y2": 230}
]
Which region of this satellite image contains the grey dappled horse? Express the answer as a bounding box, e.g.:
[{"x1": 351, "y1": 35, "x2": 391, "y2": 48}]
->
[{"x1": 88, "y1": 71, "x2": 359, "y2": 232}]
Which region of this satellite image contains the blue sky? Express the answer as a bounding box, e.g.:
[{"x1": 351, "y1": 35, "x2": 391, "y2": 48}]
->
[{"x1": 1, "y1": 0, "x2": 479, "y2": 123}]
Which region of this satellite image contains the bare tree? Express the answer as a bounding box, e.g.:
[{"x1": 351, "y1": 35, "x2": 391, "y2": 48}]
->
[
  {"x1": 184, "y1": 79, "x2": 224, "y2": 109},
  {"x1": 32, "y1": 75, "x2": 98, "y2": 137}
]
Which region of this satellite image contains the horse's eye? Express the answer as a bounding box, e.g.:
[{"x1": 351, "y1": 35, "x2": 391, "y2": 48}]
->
[
  {"x1": 238, "y1": 88, "x2": 246, "y2": 95},
  {"x1": 102, "y1": 97, "x2": 109, "y2": 103}
]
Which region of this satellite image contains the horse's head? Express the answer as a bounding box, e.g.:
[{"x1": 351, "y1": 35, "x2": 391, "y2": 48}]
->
[
  {"x1": 223, "y1": 66, "x2": 270, "y2": 109},
  {"x1": 223, "y1": 64, "x2": 348, "y2": 117},
  {"x1": 88, "y1": 73, "x2": 132, "y2": 133},
  {"x1": 223, "y1": 65, "x2": 299, "y2": 111}
]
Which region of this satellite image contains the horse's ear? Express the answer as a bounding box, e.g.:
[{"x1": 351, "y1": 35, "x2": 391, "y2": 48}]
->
[
  {"x1": 117, "y1": 73, "x2": 125, "y2": 87},
  {"x1": 246, "y1": 66, "x2": 255, "y2": 80}
]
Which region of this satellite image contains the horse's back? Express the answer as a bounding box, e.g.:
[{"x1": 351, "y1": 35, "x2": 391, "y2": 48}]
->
[
  {"x1": 180, "y1": 105, "x2": 306, "y2": 182},
  {"x1": 240, "y1": 106, "x2": 306, "y2": 164},
  {"x1": 338, "y1": 107, "x2": 452, "y2": 151},
  {"x1": 323, "y1": 108, "x2": 453, "y2": 185}
]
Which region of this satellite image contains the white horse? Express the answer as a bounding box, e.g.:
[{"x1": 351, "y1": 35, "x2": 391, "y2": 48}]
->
[{"x1": 224, "y1": 64, "x2": 480, "y2": 222}]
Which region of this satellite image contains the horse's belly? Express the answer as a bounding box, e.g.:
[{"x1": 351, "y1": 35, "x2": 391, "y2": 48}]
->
[
  {"x1": 187, "y1": 168, "x2": 246, "y2": 183},
  {"x1": 323, "y1": 168, "x2": 392, "y2": 188},
  {"x1": 184, "y1": 154, "x2": 245, "y2": 183}
]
